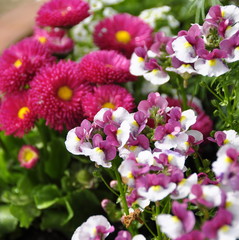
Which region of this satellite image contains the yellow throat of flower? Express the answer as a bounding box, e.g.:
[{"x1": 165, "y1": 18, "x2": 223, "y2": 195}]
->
[
  {"x1": 14, "y1": 59, "x2": 22, "y2": 68},
  {"x1": 18, "y1": 107, "x2": 30, "y2": 119},
  {"x1": 115, "y1": 30, "x2": 131, "y2": 44},
  {"x1": 57, "y1": 86, "x2": 73, "y2": 101},
  {"x1": 102, "y1": 102, "x2": 115, "y2": 109}
]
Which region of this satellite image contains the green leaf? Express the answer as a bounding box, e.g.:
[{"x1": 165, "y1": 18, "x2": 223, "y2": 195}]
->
[
  {"x1": 44, "y1": 138, "x2": 70, "y2": 179},
  {"x1": 34, "y1": 184, "x2": 61, "y2": 209},
  {"x1": 0, "y1": 205, "x2": 18, "y2": 236},
  {"x1": 10, "y1": 203, "x2": 40, "y2": 228},
  {"x1": 0, "y1": 149, "x2": 11, "y2": 183},
  {"x1": 40, "y1": 198, "x2": 74, "y2": 229}
]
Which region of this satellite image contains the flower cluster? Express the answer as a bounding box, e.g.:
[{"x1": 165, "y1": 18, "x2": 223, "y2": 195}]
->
[
  {"x1": 130, "y1": 5, "x2": 239, "y2": 85},
  {"x1": 66, "y1": 92, "x2": 239, "y2": 240}
]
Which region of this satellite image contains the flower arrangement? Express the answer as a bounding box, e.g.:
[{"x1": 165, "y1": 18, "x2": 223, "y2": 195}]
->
[{"x1": 1, "y1": 0, "x2": 239, "y2": 239}]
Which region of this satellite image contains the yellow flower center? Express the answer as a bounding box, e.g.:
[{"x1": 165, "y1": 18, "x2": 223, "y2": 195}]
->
[
  {"x1": 22, "y1": 149, "x2": 36, "y2": 162},
  {"x1": 57, "y1": 86, "x2": 73, "y2": 101},
  {"x1": 102, "y1": 102, "x2": 115, "y2": 109},
  {"x1": 38, "y1": 36, "x2": 47, "y2": 44},
  {"x1": 184, "y1": 42, "x2": 192, "y2": 48},
  {"x1": 172, "y1": 216, "x2": 180, "y2": 223},
  {"x1": 115, "y1": 30, "x2": 131, "y2": 44},
  {"x1": 208, "y1": 59, "x2": 217, "y2": 66},
  {"x1": 14, "y1": 59, "x2": 22, "y2": 68},
  {"x1": 18, "y1": 107, "x2": 30, "y2": 119}
]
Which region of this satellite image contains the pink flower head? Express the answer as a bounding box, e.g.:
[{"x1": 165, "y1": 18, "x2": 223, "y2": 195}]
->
[
  {"x1": 71, "y1": 215, "x2": 114, "y2": 240},
  {"x1": 166, "y1": 97, "x2": 213, "y2": 138},
  {"x1": 0, "y1": 38, "x2": 55, "y2": 94},
  {"x1": 93, "y1": 13, "x2": 153, "y2": 58},
  {"x1": 18, "y1": 145, "x2": 39, "y2": 169},
  {"x1": 0, "y1": 92, "x2": 37, "y2": 137},
  {"x1": 33, "y1": 26, "x2": 74, "y2": 55},
  {"x1": 29, "y1": 60, "x2": 93, "y2": 131},
  {"x1": 79, "y1": 50, "x2": 136, "y2": 84},
  {"x1": 202, "y1": 208, "x2": 233, "y2": 239},
  {"x1": 81, "y1": 84, "x2": 135, "y2": 121},
  {"x1": 36, "y1": 0, "x2": 90, "y2": 28},
  {"x1": 138, "y1": 92, "x2": 168, "y2": 118}
]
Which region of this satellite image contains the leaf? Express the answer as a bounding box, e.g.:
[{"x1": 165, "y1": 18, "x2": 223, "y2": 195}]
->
[
  {"x1": 10, "y1": 203, "x2": 40, "y2": 228},
  {"x1": 34, "y1": 184, "x2": 61, "y2": 209},
  {"x1": 44, "y1": 138, "x2": 70, "y2": 179},
  {"x1": 0, "y1": 205, "x2": 18, "y2": 236},
  {"x1": 40, "y1": 198, "x2": 74, "y2": 229}
]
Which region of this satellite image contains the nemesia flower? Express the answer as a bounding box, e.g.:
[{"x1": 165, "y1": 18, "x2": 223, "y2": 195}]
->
[
  {"x1": 136, "y1": 174, "x2": 176, "y2": 202},
  {"x1": 79, "y1": 50, "x2": 136, "y2": 84},
  {"x1": 166, "y1": 97, "x2": 213, "y2": 138},
  {"x1": 0, "y1": 38, "x2": 55, "y2": 94},
  {"x1": 36, "y1": 0, "x2": 90, "y2": 28},
  {"x1": 29, "y1": 60, "x2": 92, "y2": 131},
  {"x1": 0, "y1": 92, "x2": 37, "y2": 137},
  {"x1": 189, "y1": 184, "x2": 223, "y2": 208},
  {"x1": 156, "y1": 201, "x2": 195, "y2": 239},
  {"x1": 202, "y1": 208, "x2": 235, "y2": 240},
  {"x1": 93, "y1": 13, "x2": 153, "y2": 57},
  {"x1": 209, "y1": 129, "x2": 239, "y2": 146},
  {"x1": 65, "y1": 119, "x2": 93, "y2": 156},
  {"x1": 81, "y1": 84, "x2": 135, "y2": 120},
  {"x1": 71, "y1": 215, "x2": 114, "y2": 240},
  {"x1": 33, "y1": 27, "x2": 74, "y2": 55},
  {"x1": 18, "y1": 145, "x2": 39, "y2": 169}
]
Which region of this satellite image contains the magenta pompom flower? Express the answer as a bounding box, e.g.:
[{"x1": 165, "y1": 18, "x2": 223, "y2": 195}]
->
[
  {"x1": 33, "y1": 27, "x2": 74, "y2": 55},
  {"x1": 81, "y1": 84, "x2": 135, "y2": 120},
  {"x1": 0, "y1": 92, "x2": 37, "y2": 137},
  {"x1": 93, "y1": 13, "x2": 153, "y2": 58},
  {"x1": 29, "y1": 60, "x2": 93, "y2": 131},
  {"x1": 79, "y1": 50, "x2": 137, "y2": 84},
  {"x1": 36, "y1": 0, "x2": 90, "y2": 28},
  {"x1": 0, "y1": 38, "x2": 55, "y2": 94},
  {"x1": 18, "y1": 145, "x2": 39, "y2": 169}
]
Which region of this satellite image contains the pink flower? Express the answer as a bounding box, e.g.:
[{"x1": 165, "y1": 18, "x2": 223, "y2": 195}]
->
[
  {"x1": 36, "y1": 0, "x2": 90, "y2": 28},
  {"x1": 0, "y1": 38, "x2": 55, "y2": 94},
  {"x1": 167, "y1": 97, "x2": 213, "y2": 138},
  {"x1": 29, "y1": 60, "x2": 93, "y2": 131},
  {"x1": 18, "y1": 145, "x2": 39, "y2": 169},
  {"x1": 79, "y1": 50, "x2": 136, "y2": 84},
  {"x1": 81, "y1": 84, "x2": 135, "y2": 121},
  {"x1": 33, "y1": 27, "x2": 74, "y2": 55},
  {"x1": 93, "y1": 13, "x2": 153, "y2": 58},
  {"x1": 0, "y1": 92, "x2": 37, "y2": 137}
]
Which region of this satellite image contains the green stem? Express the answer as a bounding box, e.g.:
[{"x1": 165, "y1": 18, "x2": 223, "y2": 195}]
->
[
  {"x1": 99, "y1": 173, "x2": 119, "y2": 197},
  {"x1": 114, "y1": 168, "x2": 129, "y2": 215},
  {"x1": 155, "y1": 202, "x2": 162, "y2": 240},
  {"x1": 223, "y1": 85, "x2": 233, "y2": 126},
  {"x1": 141, "y1": 213, "x2": 157, "y2": 238},
  {"x1": 176, "y1": 77, "x2": 188, "y2": 110}
]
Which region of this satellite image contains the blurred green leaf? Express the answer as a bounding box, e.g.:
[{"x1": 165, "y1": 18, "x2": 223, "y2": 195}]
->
[
  {"x1": 45, "y1": 138, "x2": 70, "y2": 179},
  {"x1": 0, "y1": 205, "x2": 18, "y2": 236},
  {"x1": 10, "y1": 203, "x2": 40, "y2": 228},
  {"x1": 34, "y1": 184, "x2": 61, "y2": 209},
  {"x1": 40, "y1": 198, "x2": 73, "y2": 229}
]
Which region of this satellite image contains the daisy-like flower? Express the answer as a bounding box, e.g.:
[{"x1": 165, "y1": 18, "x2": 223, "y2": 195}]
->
[
  {"x1": 0, "y1": 38, "x2": 55, "y2": 94},
  {"x1": 79, "y1": 50, "x2": 136, "y2": 84},
  {"x1": 33, "y1": 27, "x2": 74, "y2": 55},
  {"x1": 29, "y1": 60, "x2": 92, "y2": 131},
  {"x1": 36, "y1": 0, "x2": 90, "y2": 28},
  {"x1": 93, "y1": 13, "x2": 153, "y2": 58},
  {"x1": 18, "y1": 145, "x2": 39, "y2": 169},
  {"x1": 0, "y1": 92, "x2": 37, "y2": 137},
  {"x1": 81, "y1": 84, "x2": 135, "y2": 120},
  {"x1": 72, "y1": 215, "x2": 114, "y2": 240}
]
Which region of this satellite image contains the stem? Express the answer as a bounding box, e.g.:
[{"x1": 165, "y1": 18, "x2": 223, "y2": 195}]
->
[
  {"x1": 223, "y1": 85, "x2": 233, "y2": 126},
  {"x1": 141, "y1": 213, "x2": 157, "y2": 239},
  {"x1": 155, "y1": 202, "x2": 162, "y2": 240},
  {"x1": 176, "y1": 77, "x2": 188, "y2": 110},
  {"x1": 114, "y1": 168, "x2": 129, "y2": 215},
  {"x1": 99, "y1": 173, "x2": 119, "y2": 197}
]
